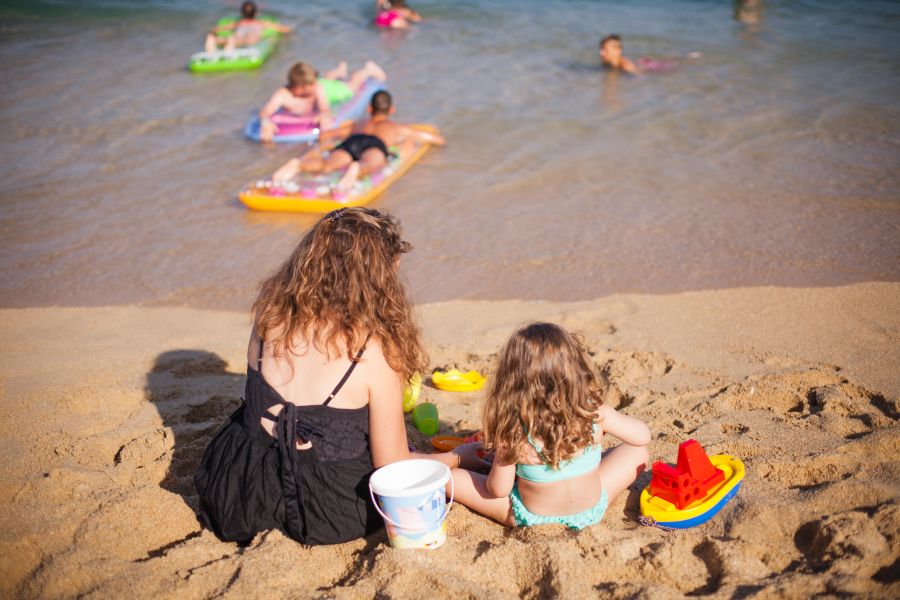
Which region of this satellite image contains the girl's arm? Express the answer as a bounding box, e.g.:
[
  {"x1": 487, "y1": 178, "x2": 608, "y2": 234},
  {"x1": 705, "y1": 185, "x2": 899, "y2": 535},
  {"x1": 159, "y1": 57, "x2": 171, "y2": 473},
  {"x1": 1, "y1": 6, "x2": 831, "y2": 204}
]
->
[
  {"x1": 484, "y1": 453, "x2": 516, "y2": 498},
  {"x1": 597, "y1": 404, "x2": 651, "y2": 446}
]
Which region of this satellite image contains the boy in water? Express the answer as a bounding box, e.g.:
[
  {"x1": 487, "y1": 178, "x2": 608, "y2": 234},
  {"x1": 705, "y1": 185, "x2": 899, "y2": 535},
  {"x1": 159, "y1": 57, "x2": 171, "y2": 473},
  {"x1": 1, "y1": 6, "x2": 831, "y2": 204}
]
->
[
  {"x1": 272, "y1": 90, "x2": 445, "y2": 197},
  {"x1": 599, "y1": 34, "x2": 639, "y2": 74},
  {"x1": 258, "y1": 61, "x2": 388, "y2": 143},
  {"x1": 205, "y1": 1, "x2": 292, "y2": 53}
]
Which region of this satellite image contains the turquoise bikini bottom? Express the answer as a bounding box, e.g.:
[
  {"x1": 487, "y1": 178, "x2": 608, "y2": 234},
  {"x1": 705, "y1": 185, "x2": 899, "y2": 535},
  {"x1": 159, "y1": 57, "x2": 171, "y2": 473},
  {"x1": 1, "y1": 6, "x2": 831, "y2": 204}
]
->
[{"x1": 509, "y1": 483, "x2": 608, "y2": 530}]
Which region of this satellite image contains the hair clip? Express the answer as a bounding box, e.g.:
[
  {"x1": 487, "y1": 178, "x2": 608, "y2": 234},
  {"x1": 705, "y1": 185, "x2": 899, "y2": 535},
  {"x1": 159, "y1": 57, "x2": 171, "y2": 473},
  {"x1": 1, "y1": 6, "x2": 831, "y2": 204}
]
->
[{"x1": 327, "y1": 208, "x2": 347, "y2": 223}]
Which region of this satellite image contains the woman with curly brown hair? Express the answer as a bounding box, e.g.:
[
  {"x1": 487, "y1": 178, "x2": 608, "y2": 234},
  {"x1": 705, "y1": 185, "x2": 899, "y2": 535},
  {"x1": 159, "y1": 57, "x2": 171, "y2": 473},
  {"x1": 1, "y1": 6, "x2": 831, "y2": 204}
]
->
[{"x1": 195, "y1": 207, "x2": 478, "y2": 545}]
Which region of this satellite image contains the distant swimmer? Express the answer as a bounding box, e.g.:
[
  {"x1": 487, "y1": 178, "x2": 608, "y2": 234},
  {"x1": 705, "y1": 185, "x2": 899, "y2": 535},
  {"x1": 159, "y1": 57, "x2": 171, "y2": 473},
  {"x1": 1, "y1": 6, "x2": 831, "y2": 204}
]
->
[
  {"x1": 272, "y1": 90, "x2": 445, "y2": 198},
  {"x1": 599, "y1": 34, "x2": 701, "y2": 75},
  {"x1": 258, "y1": 61, "x2": 388, "y2": 143},
  {"x1": 204, "y1": 1, "x2": 291, "y2": 53},
  {"x1": 599, "y1": 34, "x2": 639, "y2": 74},
  {"x1": 375, "y1": 0, "x2": 422, "y2": 29}
]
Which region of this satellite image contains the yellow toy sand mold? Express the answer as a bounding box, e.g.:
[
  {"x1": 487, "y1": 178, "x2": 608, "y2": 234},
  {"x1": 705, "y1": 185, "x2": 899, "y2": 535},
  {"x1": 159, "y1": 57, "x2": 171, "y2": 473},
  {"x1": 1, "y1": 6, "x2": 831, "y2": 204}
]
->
[
  {"x1": 239, "y1": 124, "x2": 437, "y2": 214},
  {"x1": 431, "y1": 369, "x2": 487, "y2": 392}
]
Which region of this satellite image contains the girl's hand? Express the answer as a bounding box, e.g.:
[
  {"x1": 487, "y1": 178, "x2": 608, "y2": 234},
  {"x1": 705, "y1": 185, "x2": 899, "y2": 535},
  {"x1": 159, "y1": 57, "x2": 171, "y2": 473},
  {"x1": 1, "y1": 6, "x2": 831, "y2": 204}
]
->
[{"x1": 452, "y1": 442, "x2": 491, "y2": 473}]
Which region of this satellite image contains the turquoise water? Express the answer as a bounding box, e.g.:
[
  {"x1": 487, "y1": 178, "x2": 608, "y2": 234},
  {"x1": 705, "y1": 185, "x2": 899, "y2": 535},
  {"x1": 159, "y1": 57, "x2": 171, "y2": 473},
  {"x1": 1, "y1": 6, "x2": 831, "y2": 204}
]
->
[{"x1": 1, "y1": 0, "x2": 898, "y2": 308}]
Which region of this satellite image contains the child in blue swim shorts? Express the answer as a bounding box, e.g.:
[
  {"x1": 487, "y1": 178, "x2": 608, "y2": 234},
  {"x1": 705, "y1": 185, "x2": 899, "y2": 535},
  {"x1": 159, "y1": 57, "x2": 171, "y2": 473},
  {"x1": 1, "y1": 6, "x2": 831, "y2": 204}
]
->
[{"x1": 450, "y1": 322, "x2": 651, "y2": 530}]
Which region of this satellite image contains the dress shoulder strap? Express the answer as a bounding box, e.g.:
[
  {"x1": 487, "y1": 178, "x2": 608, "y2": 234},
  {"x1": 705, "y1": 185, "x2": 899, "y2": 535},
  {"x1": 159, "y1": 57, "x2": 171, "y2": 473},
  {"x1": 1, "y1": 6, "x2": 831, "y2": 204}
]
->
[{"x1": 322, "y1": 334, "x2": 371, "y2": 406}]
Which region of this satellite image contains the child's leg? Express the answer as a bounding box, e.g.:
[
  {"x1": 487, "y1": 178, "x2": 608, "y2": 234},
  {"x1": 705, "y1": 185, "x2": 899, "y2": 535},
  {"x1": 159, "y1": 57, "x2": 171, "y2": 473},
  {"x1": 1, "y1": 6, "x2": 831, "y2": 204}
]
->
[
  {"x1": 204, "y1": 33, "x2": 218, "y2": 53},
  {"x1": 224, "y1": 35, "x2": 237, "y2": 52},
  {"x1": 322, "y1": 62, "x2": 349, "y2": 80},
  {"x1": 334, "y1": 147, "x2": 387, "y2": 192},
  {"x1": 321, "y1": 149, "x2": 354, "y2": 174},
  {"x1": 347, "y1": 61, "x2": 387, "y2": 92},
  {"x1": 272, "y1": 158, "x2": 303, "y2": 182},
  {"x1": 272, "y1": 149, "x2": 327, "y2": 181},
  {"x1": 449, "y1": 469, "x2": 515, "y2": 526},
  {"x1": 596, "y1": 443, "x2": 649, "y2": 502}
]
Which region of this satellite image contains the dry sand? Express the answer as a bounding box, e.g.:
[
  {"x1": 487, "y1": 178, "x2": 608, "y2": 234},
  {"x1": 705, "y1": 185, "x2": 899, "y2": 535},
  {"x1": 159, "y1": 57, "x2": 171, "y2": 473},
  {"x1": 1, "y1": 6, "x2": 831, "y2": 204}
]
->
[{"x1": 1, "y1": 282, "x2": 898, "y2": 598}]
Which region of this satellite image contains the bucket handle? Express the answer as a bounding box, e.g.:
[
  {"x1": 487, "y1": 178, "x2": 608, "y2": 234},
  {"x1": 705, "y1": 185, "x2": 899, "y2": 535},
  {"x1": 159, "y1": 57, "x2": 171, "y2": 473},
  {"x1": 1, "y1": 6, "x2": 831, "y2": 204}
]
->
[{"x1": 369, "y1": 471, "x2": 455, "y2": 531}]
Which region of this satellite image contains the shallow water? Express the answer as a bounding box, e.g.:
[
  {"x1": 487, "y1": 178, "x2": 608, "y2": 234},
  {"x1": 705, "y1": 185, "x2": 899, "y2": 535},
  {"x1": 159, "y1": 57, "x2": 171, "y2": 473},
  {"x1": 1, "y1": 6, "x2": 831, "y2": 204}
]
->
[{"x1": 1, "y1": 0, "x2": 898, "y2": 310}]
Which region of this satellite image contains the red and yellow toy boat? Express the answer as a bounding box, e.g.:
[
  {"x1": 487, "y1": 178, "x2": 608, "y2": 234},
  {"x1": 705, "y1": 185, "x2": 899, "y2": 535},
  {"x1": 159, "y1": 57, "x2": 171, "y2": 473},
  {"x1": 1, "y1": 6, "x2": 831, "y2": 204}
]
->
[{"x1": 640, "y1": 439, "x2": 744, "y2": 529}]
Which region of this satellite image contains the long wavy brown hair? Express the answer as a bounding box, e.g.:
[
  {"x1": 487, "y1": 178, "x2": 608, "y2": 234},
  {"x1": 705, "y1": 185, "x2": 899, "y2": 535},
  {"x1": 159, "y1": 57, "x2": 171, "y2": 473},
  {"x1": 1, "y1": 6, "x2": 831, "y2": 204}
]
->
[
  {"x1": 482, "y1": 322, "x2": 608, "y2": 468},
  {"x1": 252, "y1": 207, "x2": 426, "y2": 381}
]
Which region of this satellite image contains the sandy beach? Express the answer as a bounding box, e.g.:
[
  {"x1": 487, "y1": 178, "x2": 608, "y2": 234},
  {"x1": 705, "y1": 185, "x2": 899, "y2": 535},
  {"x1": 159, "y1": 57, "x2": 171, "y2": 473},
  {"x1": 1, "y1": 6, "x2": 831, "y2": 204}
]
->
[{"x1": 2, "y1": 282, "x2": 897, "y2": 598}]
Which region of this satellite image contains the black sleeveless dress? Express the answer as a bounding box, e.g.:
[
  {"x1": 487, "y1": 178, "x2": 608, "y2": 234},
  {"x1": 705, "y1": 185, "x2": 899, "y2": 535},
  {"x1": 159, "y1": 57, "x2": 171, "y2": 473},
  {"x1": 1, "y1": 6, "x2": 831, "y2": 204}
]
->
[{"x1": 194, "y1": 340, "x2": 382, "y2": 545}]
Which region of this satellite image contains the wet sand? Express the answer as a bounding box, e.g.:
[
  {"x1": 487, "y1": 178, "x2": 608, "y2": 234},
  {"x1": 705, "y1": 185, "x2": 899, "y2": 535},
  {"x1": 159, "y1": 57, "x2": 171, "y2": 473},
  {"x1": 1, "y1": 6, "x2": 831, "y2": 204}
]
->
[{"x1": 2, "y1": 282, "x2": 898, "y2": 598}]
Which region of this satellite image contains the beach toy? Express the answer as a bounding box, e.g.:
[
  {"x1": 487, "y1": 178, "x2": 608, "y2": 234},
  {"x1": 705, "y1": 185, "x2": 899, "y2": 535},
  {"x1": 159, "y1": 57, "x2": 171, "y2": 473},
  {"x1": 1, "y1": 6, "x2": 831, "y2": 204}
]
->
[
  {"x1": 412, "y1": 402, "x2": 439, "y2": 435},
  {"x1": 239, "y1": 124, "x2": 438, "y2": 214},
  {"x1": 430, "y1": 432, "x2": 481, "y2": 452},
  {"x1": 402, "y1": 372, "x2": 422, "y2": 413},
  {"x1": 189, "y1": 16, "x2": 283, "y2": 73},
  {"x1": 369, "y1": 459, "x2": 453, "y2": 549},
  {"x1": 639, "y1": 439, "x2": 744, "y2": 529},
  {"x1": 431, "y1": 369, "x2": 486, "y2": 392},
  {"x1": 243, "y1": 79, "x2": 386, "y2": 143}
]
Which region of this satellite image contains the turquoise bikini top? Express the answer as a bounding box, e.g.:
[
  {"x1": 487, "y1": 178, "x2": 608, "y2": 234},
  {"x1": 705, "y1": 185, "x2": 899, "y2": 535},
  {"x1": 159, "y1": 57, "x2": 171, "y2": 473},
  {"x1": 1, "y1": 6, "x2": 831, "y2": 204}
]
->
[{"x1": 516, "y1": 423, "x2": 602, "y2": 483}]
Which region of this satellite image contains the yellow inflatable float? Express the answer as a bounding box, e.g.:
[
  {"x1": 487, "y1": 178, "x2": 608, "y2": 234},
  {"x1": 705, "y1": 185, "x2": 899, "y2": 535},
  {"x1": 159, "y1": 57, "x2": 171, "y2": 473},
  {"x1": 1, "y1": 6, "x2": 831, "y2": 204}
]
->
[{"x1": 239, "y1": 124, "x2": 438, "y2": 214}]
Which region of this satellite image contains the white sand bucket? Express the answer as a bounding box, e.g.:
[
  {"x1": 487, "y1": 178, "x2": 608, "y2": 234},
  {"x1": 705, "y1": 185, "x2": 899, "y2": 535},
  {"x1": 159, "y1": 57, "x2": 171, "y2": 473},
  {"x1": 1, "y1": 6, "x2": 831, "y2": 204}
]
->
[{"x1": 369, "y1": 459, "x2": 454, "y2": 550}]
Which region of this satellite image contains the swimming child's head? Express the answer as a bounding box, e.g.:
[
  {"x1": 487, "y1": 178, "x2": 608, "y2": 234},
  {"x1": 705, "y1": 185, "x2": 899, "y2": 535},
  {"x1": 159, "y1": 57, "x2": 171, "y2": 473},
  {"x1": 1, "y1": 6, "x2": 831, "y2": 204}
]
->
[
  {"x1": 240, "y1": 1, "x2": 257, "y2": 19},
  {"x1": 252, "y1": 207, "x2": 426, "y2": 380},
  {"x1": 599, "y1": 34, "x2": 623, "y2": 65},
  {"x1": 370, "y1": 90, "x2": 393, "y2": 116},
  {"x1": 482, "y1": 322, "x2": 608, "y2": 467},
  {"x1": 287, "y1": 62, "x2": 318, "y2": 96}
]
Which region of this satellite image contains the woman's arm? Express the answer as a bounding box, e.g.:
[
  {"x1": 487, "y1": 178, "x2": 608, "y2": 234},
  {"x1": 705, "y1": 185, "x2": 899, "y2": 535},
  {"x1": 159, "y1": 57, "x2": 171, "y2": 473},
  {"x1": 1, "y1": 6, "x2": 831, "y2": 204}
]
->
[
  {"x1": 367, "y1": 359, "x2": 412, "y2": 468},
  {"x1": 597, "y1": 404, "x2": 651, "y2": 446}
]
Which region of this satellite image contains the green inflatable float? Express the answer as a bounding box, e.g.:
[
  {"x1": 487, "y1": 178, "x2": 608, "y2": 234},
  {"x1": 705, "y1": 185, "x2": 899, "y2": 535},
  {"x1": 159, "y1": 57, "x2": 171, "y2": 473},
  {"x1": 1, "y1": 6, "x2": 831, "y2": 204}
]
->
[{"x1": 189, "y1": 16, "x2": 282, "y2": 74}]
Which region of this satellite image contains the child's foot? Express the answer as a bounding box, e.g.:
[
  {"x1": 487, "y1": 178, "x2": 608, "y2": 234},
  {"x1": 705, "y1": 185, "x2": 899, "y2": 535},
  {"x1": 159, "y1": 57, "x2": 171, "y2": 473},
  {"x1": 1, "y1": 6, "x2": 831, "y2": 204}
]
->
[
  {"x1": 364, "y1": 61, "x2": 388, "y2": 82},
  {"x1": 335, "y1": 61, "x2": 348, "y2": 79},
  {"x1": 333, "y1": 162, "x2": 360, "y2": 199}
]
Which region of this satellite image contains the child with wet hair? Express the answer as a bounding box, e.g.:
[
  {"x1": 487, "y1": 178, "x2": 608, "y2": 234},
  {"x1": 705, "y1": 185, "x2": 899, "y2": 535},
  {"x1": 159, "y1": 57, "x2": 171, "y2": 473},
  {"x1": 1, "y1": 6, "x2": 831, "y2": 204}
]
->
[
  {"x1": 599, "y1": 34, "x2": 639, "y2": 74},
  {"x1": 257, "y1": 60, "x2": 388, "y2": 143}
]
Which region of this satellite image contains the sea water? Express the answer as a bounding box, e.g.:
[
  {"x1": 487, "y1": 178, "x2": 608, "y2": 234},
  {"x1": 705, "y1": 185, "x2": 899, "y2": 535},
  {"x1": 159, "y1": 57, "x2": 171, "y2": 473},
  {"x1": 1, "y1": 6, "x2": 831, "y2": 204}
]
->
[{"x1": 1, "y1": 0, "x2": 898, "y2": 308}]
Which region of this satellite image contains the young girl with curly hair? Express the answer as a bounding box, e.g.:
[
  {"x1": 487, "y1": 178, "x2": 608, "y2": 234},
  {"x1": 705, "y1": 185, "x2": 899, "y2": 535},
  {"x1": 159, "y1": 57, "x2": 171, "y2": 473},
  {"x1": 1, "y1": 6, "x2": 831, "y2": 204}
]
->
[
  {"x1": 195, "y1": 208, "x2": 479, "y2": 545},
  {"x1": 452, "y1": 322, "x2": 651, "y2": 529}
]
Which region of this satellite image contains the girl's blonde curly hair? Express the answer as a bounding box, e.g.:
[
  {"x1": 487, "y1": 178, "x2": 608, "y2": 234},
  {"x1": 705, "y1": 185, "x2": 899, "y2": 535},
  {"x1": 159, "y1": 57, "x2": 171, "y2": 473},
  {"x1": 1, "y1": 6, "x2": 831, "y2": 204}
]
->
[
  {"x1": 482, "y1": 322, "x2": 608, "y2": 468},
  {"x1": 252, "y1": 207, "x2": 426, "y2": 381}
]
